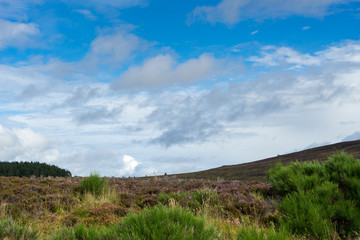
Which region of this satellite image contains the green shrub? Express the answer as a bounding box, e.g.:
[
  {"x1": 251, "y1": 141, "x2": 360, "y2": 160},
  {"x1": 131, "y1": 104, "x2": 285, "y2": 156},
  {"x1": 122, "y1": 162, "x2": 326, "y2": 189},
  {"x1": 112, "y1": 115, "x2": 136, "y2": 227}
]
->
[
  {"x1": 52, "y1": 205, "x2": 217, "y2": 240},
  {"x1": 237, "y1": 225, "x2": 291, "y2": 240},
  {"x1": 117, "y1": 205, "x2": 218, "y2": 240},
  {"x1": 79, "y1": 173, "x2": 110, "y2": 197},
  {"x1": 267, "y1": 160, "x2": 326, "y2": 196},
  {"x1": 268, "y1": 152, "x2": 360, "y2": 239},
  {"x1": 0, "y1": 218, "x2": 38, "y2": 240},
  {"x1": 278, "y1": 189, "x2": 334, "y2": 239}
]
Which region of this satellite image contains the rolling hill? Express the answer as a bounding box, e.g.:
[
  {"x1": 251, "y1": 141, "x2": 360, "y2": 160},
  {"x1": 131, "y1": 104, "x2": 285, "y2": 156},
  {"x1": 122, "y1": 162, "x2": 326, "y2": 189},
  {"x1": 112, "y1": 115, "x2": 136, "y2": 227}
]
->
[{"x1": 171, "y1": 140, "x2": 360, "y2": 181}]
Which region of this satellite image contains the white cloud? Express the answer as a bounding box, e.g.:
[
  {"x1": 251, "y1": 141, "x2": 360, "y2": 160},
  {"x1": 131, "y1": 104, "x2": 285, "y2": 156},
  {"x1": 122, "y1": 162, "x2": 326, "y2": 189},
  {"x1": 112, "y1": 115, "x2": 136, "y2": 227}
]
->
[
  {"x1": 189, "y1": 0, "x2": 351, "y2": 24},
  {"x1": 248, "y1": 41, "x2": 360, "y2": 68},
  {"x1": 0, "y1": 124, "x2": 59, "y2": 163},
  {"x1": 248, "y1": 46, "x2": 321, "y2": 68},
  {"x1": 0, "y1": 19, "x2": 40, "y2": 49},
  {"x1": 319, "y1": 41, "x2": 360, "y2": 62},
  {"x1": 61, "y1": 0, "x2": 146, "y2": 9},
  {"x1": 112, "y1": 54, "x2": 220, "y2": 90},
  {"x1": 75, "y1": 9, "x2": 97, "y2": 20},
  {"x1": 302, "y1": 26, "x2": 311, "y2": 30},
  {"x1": 82, "y1": 27, "x2": 149, "y2": 68},
  {"x1": 251, "y1": 30, "x2": 259, "y2": 35},
  {"x1": 118, "y1": 155, "x2": 140, "y2": 176}
]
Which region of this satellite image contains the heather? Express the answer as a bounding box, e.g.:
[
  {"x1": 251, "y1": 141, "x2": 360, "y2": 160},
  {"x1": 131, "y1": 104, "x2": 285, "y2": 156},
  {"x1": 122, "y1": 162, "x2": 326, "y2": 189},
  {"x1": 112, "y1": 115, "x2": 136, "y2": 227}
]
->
[
  {"x1": 0, "y1": 153, "x2": 359, "y2": 239},
  {"x1": 0, "y1": 175, "x2": 274, "y2": 239}
]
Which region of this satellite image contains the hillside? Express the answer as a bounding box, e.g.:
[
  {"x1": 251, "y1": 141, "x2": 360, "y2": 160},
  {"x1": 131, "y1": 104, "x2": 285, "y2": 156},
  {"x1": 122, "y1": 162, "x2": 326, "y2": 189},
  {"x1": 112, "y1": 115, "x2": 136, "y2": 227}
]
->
[{"x1": 171, "y1": 140, "x2": 360, "y2": 181}]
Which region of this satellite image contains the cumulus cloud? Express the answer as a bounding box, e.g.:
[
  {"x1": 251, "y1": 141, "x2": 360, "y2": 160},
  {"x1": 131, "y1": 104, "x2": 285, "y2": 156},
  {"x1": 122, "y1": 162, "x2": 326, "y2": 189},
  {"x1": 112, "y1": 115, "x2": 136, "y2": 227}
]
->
[
  {"x1": 188, "y1": 0, "x2": 352, "y2": 24},
  {"x1": 0, "y1": 124, "x2": 59, "y2": 163},
  {"x1": 0, "y1": 19, "x2": 40, "y2": 49},
  {"x1": 118, "y1": 155, "x2": 140, "y2": 176},
  {"x1": 82, "y1": 27, "x2": 149, "y2": 68},
  {"x1": 111, "y1": 54, "x2": 220, "y2": 90}
]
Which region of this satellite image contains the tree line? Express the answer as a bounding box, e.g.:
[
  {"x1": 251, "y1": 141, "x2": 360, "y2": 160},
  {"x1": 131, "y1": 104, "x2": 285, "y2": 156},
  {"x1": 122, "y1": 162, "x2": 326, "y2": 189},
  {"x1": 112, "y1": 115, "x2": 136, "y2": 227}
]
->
[{"x1": 0, "y1": 161, "x2": 71, "y2": 177}]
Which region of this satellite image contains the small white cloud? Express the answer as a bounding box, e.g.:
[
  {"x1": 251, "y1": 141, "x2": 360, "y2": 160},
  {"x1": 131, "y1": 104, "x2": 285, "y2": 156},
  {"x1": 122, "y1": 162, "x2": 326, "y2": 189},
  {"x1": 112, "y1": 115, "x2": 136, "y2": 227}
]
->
[
  {"x1": 118, "y1": 155, "x2": 140, "y2": 176},
  {"x1": 248, "y1": 46, "x2": 321, "y2": 68},
  {"x1": 302, "y1": 26, "x2": 311, "y2": 30},
  {"x1": 0, "y1": 19, "x2": 40, "y2": 49},
  {"x1": 75, "y1": 9, "x2": 97, "y2": 20},
  {"x1": 251, "y1": 30, "x2": 259, "y2": 35},
  {"x1": 112, "y1": 53, "x2": 220, "y2": 90},
  {"x1": 82, "y1": 27, "x2": 149, "y2": 68}
]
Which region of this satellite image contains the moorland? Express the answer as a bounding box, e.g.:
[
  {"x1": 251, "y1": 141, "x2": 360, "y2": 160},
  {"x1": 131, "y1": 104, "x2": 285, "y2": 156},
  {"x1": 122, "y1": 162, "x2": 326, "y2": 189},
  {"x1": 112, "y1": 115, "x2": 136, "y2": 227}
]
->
[{"x1": 1, "y1": 141, "x2": 360, "y2": 239}]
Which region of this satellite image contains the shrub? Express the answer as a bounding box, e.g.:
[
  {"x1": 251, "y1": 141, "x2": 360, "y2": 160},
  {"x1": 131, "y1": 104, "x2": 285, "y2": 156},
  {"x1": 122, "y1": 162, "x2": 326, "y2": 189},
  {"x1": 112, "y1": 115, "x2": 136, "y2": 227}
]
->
[
  {"x1": 79, "y1": 173, "x2": 109, "y2": 197},
  {"x1": 0, "y1": 218, "x2": 38, "y2": 240},
  {"x1": 268, "y1": 152, "x2": 360, "y2": 239},
  {"x1": 117, "y1": 205, "x2": 218, "y2": 240},
  {"x1": 278, "y1": 189, "x2": 334, "y2": 239},
  {"x1": 52, "y1": 205, "x2": 218, "y2": 240}
]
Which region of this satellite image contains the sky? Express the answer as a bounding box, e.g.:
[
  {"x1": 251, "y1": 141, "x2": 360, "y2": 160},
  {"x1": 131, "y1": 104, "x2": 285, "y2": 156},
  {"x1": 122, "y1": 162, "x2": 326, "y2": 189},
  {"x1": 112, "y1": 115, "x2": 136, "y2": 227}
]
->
[{"x1": 1, "y1": 0, "x2": 360, "y2": 177}]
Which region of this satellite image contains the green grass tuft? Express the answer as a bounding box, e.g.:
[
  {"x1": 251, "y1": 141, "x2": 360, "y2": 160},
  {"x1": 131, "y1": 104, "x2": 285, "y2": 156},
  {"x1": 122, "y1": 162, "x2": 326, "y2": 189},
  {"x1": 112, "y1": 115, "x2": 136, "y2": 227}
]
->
[{"x1": 79, "y1": 173, "x2": 110, "y2": 197}]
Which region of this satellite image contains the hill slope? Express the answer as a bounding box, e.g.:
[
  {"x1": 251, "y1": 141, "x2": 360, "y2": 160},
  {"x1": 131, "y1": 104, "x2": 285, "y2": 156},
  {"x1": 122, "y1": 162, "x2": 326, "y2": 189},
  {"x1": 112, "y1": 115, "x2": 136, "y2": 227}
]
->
[{"x1": 172, "y1": 140, "x2": 360, "y2": 181}]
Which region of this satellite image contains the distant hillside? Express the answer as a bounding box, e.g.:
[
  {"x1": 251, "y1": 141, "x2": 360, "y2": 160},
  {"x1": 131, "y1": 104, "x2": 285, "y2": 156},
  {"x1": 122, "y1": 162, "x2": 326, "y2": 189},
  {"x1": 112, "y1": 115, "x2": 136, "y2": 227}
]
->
[
  {"x1": 0, "y1": 161, "x2": 71, "y2": 177},
  {"x1": 172, "y1": 140, "x2": 360, "y2": 181}
]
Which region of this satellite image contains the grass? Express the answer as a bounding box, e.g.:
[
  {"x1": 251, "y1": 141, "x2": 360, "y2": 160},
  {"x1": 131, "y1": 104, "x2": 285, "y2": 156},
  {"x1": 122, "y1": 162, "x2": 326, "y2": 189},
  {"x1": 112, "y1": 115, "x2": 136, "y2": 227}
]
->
[
  {"x1": 79, "y1": 173, "x2": 110, "y2": 197},
  {"x1": 1, "y1": 152, "x2": 360, "y2": 239}
]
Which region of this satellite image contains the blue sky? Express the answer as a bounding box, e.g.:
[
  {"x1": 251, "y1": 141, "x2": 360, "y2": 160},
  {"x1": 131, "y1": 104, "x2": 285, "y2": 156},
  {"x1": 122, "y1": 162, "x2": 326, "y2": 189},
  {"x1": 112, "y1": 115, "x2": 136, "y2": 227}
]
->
[{"x1": 1, "y1": 0, "x2": 360, "y2": 177}]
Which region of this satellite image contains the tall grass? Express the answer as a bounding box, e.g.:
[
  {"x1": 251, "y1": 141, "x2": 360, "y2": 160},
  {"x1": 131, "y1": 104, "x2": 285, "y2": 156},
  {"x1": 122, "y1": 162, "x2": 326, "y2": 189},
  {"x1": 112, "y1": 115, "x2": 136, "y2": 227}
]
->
[
  {"x1": 79, "y1": 173, "x2": 110, "y2": 197},
  {"x1": 237, "y1": 225, "x2": 292, "y2": 240}
]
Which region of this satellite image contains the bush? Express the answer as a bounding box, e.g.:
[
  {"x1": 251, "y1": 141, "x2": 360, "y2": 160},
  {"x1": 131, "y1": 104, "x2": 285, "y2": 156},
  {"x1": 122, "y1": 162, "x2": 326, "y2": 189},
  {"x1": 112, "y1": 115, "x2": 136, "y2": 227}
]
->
[
  {"x1": 268, "y1": 152, "x2": 360, "y2": 239},
  {"x1": 79, "y1": 173, "x2": 110, "y2": 197},
  {"x1": 0, "y1": 218, "x2": 38, "y2": 240},
  {"x1": 117, "y1": 205, "x2": 218, "y2": 240},
  {"x1": 52, "y1": 205, "x2": 218, "y2": 240}
]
